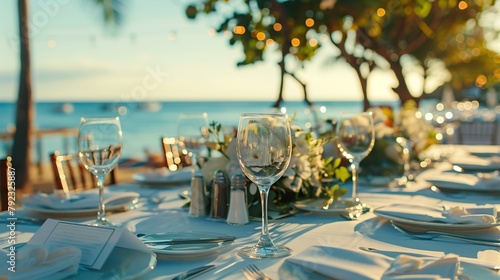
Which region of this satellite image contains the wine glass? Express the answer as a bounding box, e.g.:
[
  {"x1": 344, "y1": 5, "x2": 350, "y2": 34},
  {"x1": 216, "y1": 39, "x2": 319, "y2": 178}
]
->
[
  {"x1": 78, "y1": 117, "x2": 122, "y2": 227},
  {"x1": 336, "y1": 112, "x2": 375, "y2": 204},
  {"x1": 177, "y1": 113, "x2": 209, "y2": 170},
  {"x1": 236, "y1": 113, "x2": 292, "y2": 258}
]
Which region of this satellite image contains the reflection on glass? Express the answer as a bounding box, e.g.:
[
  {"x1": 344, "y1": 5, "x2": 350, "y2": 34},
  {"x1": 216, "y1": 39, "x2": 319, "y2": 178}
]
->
[
  {"x1": 78, "y1": 117, "x2": 122, "y2": 227},
  {"x1": 237, "y1": 113, "x2": 292, "y2": 258},
  {"x1": 336, "y1": 112, "x2": 375, "y2": 203}
]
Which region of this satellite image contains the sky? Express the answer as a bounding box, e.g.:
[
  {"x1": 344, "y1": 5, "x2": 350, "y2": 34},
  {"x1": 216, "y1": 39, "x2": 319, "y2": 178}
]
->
[{"x1": 0, "y1": 0, "x2": 471, "y2": 103}]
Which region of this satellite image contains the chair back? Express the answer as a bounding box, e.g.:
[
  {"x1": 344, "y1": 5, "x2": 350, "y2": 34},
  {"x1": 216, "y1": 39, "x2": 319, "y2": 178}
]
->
[
  {"x1": 161, "y1": 137, "x2": 191, "y2": 171},
  {"x1": 50, "y1": 151, "x2": 117, "y2": 193},
  {"x1": 0, "y1": 156, "x2": 12, "y2": 211},
  {"x1": 456, "y1": 119, "x2": 498, "y2": 145}
]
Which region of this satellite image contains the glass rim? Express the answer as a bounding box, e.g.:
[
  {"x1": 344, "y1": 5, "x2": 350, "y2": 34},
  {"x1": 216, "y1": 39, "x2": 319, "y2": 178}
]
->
[
  {"x1": 240, "y1": 113, "x2": 288, "y2": 117},
  {"x1": 80, "y1": 116, "x2": 120, "y2": 122}
]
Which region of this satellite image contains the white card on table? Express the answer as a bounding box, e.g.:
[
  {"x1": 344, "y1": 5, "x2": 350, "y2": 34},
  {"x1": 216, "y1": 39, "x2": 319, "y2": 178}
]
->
[{"x1": 27, "y1": 219, "x2": 151, "y2": 270}]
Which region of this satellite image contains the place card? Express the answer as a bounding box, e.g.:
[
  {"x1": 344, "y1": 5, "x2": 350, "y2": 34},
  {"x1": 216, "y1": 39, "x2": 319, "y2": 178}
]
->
[{"x1": 27, "y1": 219, "x2": 151, "y2": 270}]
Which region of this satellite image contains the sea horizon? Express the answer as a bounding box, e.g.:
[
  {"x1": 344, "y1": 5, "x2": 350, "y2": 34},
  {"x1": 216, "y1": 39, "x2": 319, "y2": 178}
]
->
[{"x1": 1, "y1": 99, "x2": 435, "y2": 162}]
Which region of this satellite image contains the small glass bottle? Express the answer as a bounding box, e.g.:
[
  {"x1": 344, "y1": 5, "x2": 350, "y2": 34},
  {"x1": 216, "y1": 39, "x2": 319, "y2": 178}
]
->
[
  {"x1": 189, "y1": 175, "x2": 207, "y2": 217},
  {"x1": 210, "y1": 170, "x2": 229, "y2": 220},
  {"x1": 227, "y1": 174, "x2": 249, "y2": 225}
]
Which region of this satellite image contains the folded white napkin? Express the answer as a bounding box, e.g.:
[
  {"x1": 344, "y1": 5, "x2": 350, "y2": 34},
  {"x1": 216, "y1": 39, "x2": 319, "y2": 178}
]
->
[
  {"x1": 374, "y1": 204, "x2": 497, "y2": 224},
  {"x1": 24, "y1": 191, "x2": 139, "y2": 210},
  {"x1": 442, "y1": 206, "x2": 497, "y2": 224},
  {"x1": 2, "y1": 244, "x2": 81, "y2": 280},
  {"x1": 425, "y1": 172, "x2": 500, "y2": 191},
  {"x1": 382, "y1": 254, "x2": 460, "y2": 280},
  {"x1": 279, "y1": 246, "x2": 460, "y2": 280},
  {"x1": 449, "y1": 155, "x2": 500, "y2": 170}
]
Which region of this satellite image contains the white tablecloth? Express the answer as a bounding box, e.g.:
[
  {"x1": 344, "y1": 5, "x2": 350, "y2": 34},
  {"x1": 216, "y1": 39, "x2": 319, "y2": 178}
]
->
[{"x1": 2, "y1": 145, "x2": 500, "y2": 279}]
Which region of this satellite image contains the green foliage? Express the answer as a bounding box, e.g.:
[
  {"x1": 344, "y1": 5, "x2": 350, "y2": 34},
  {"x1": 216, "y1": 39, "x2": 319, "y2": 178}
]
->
[{"x1": 184, "y1": 0, "x2": 500, "y2": 103}]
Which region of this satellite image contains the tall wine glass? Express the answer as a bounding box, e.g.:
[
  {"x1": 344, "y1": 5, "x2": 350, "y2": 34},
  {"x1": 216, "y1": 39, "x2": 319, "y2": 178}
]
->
[
  {"x1": 336, "y1": 112, "x2": 375, "y2": 204},
  {"x1": 78, "y1": 117, "x2": 122, "y2": 227},
  {"x1": 177, "y1": 113, "x2": 209, "y2": 170},
  {"x1": 237, "y1": 113, "x2": 292, "y2": 258}
]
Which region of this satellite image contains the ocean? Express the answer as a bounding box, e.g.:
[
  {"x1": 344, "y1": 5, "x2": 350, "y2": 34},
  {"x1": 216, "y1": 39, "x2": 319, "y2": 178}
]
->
[{"x1": 0, "y1": 100, "x2": 406, "y2": 162}]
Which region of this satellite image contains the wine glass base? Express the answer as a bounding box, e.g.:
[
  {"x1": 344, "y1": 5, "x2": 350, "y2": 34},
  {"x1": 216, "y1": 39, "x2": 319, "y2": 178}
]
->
[
  {"x1": 238, "y1": 244, "x2": 292, "y2": 259},
  {"x1": 91, "y1": 220, "x2": 121, "y2": 228}
]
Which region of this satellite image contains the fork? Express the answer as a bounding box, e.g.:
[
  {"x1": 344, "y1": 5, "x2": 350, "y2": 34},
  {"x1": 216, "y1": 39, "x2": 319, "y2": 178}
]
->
[
  {"x1": 391, "y1": 223, "x2": 500, "y2": 247},
  {"x1": 242, "y1": 264, "x2": 272, "y2": 280}
]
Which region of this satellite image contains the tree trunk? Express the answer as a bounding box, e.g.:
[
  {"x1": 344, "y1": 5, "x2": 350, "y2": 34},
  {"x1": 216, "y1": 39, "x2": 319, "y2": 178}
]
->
[
  {"x1": 354, "y1": 68, "x2": 370, "y2": 111},
  {"x1": 12, "y1": 0, "x2": 33, "y2": 191},
  {"x1": 328, "y1": 32, "x2": 371, "y2": 110},
  {"x1": 287, "y1": 71, "x2": 312, "y2": 107},
  {"x1": 389, "y1": 60, "x2": 416, "y2": 105},
  {"x1": 272, "y1": 59, "x2": 286, "y2": 109}
]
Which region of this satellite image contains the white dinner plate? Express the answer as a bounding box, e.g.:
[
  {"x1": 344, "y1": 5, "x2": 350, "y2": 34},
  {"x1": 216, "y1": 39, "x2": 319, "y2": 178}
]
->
[
  {"x1": 374, "y1": 204, "x2": 500, "y2": 230},
  {"x1": 132, "y1": 167, "x2": 194, "y2": 186},
  {"x1": 141, "y1": 231, "x2": 233, "y2": 260},
  {"x1": 294, "y1": 199, "x2": 367, "y2": 216},
  {"x1": 23, "y1": 196, "x2": 138, "y2": 218}
]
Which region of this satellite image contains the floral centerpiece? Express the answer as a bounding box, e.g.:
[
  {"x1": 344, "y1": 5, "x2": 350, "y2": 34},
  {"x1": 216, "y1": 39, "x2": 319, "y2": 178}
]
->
[
  {"x1": 201, "y1": 120, "x2": 351, "y2": 214},
  {"x1": 360, "y1": 102, "x2": 439, "y2": 182},
  {"x1": 359, "y1": 106, "x2": 405, "y2": 179}
]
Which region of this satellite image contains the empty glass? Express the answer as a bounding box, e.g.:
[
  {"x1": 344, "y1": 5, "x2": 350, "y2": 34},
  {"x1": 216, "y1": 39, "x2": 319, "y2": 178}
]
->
[
  {"x1": 336, "y1": 112, "x2": 375, "y2": 204},
  {"x1": 236, "y1": 113, "x2": 292, "y2": 258}
]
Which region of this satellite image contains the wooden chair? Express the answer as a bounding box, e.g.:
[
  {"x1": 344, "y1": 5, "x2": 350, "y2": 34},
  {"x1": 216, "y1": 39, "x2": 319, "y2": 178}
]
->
[
  {"x1": 50, "y1": 151, "x2": 117, "y2": 193},
  {"x1": 161, "y1": 137, "x2": 191, "y2": 171},
  {"x1": 456, "y1": 119, "x2": 498, "y2": 145},
  {"x1": 0, "y1": 156, "x2": 12, "y2": 211}
]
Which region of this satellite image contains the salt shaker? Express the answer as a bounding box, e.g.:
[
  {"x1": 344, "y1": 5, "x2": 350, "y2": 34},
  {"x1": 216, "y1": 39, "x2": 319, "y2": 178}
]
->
[
  {"x1": 189, "y1": 175, "x2": 207, "y2": 217},
  {"x1": 227, "y1": 173, "x2": 249, "y2": 225},
  {"x1": 210, "y1": 170, "x2": 229, "y2": 220}
]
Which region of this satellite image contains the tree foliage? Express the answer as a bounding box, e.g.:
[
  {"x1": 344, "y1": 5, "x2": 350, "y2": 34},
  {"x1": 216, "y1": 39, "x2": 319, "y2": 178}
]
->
[{"x1": 185, "y1": 0, "x2": 500, "y2": 107}]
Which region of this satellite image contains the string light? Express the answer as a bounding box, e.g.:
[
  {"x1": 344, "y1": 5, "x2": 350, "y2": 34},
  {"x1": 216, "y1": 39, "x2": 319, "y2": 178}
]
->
[
  {"x1": 256, "y1": 32, "x2": 266, "y2": 41},
  {"x1": 233, "y1": 26, "x2": 245, "y2": 35},
  {"x1": 305, "y1": 18, "x2": 314, "y2": 27},
  {"x1": 273, "y1": 23, "x2": 282, "y2": 32},
  {"x1": 458, "y1": 1, "x2": 468, "y2": 10},
  {"x1": 376, "y1": 8, "x2": 386, "y2": 17}
]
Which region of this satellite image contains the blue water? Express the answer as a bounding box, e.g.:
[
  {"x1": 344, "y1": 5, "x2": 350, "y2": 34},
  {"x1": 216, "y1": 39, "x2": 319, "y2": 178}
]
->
[{"x1": 0, "y1": 100, "x2": 403, "y2": 161}]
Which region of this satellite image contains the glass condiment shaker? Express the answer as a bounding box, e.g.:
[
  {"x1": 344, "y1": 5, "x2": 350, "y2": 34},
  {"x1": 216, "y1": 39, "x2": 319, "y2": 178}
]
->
[
  {"x1": 227, "y1": 173, "x2": 249, "y2": 225},
  {"x1": 189, "y1": 175, "x2": 207, "y2": 217},
  {"x1": 210, "y1": 170, "x2": 229, "y2": 220}
]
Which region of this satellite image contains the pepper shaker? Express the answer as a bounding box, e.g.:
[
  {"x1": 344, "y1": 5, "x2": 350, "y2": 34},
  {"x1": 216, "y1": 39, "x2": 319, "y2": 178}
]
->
[
  {"x1": 189, "y1": 175, "x2": 207, "y2": 217},
  {"x1": 210, "y1": 170, "x2": 229, "y2": 220},
  {"x1": 227, "y1": 173, "x2": 249, "y2": 225}
]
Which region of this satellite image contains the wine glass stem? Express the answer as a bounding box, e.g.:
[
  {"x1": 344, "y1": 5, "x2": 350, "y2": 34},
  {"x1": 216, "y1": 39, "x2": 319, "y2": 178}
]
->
[
  {"x1": 257, "y1": 185, "x2": 273, "y2": 247},
  {"x1": 96, "y1": 174, "x2": 107, "y2": 223},
  {"x1": 350, "y1": 160, "x2": 359, "y2": 200}
]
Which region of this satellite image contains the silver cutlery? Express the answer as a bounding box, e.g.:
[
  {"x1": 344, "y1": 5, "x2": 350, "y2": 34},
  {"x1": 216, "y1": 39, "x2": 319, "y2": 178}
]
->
[
  {"x1": 146, "y1": 240, "x2": 234, "y2": 250},
  {"x1": 391, "y1": 223, "x2": 500, "y2": 247},
  {"x1": 136, "y1": 234, "x2": 236, "y2": 245},
  {"x1": 170, "y1": 265, "x2": 214, "y2": 280},
  {"x1": 359, "y1": 246, "x2": 500, "y2": 270},
  {"x1": 242, "y1": 264, "x2": 272, "y2": 280}
]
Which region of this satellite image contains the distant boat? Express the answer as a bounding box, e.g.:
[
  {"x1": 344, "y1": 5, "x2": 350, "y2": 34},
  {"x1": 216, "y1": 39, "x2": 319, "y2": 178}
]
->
[
  {"x1": 53, "y1": 103, "x2": 74, "y2": 114},
  {"x1": 137, "y1": 102, "x2": 162, "y2": 112}
]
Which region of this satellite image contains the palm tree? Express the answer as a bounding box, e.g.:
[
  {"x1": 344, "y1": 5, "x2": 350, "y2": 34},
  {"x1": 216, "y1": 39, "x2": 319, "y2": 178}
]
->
[{"x1": 12, "y1": 0, "x2": 122, "y2": 191}]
